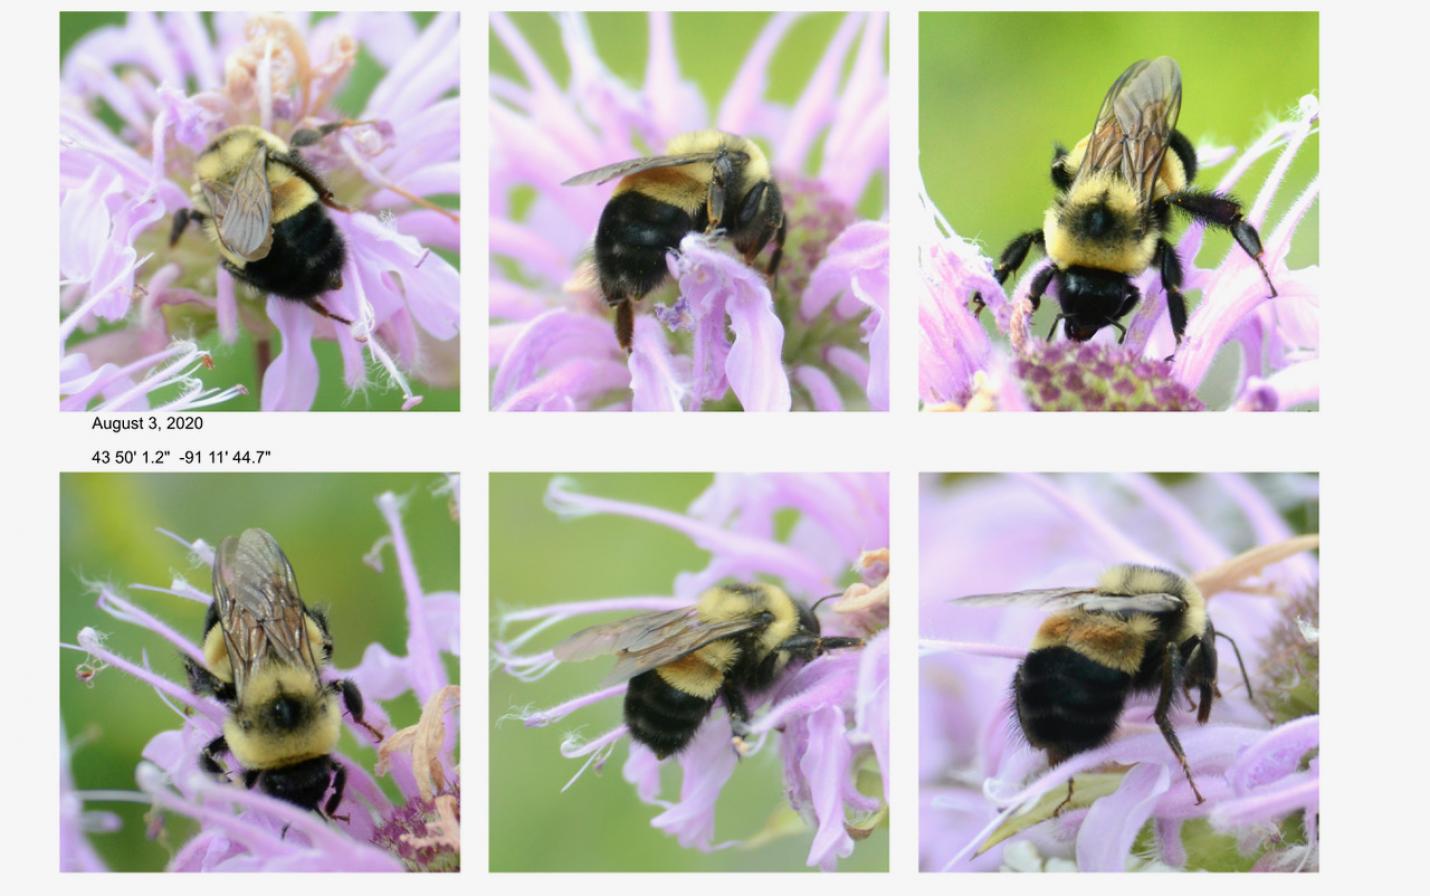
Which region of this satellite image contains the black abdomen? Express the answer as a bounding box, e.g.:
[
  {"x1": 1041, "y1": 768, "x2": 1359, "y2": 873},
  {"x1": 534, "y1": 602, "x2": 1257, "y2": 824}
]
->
[
  {"x1": 594, "y1": 192, "x2": 698, "y2": 307},
  {"x1": 233, "y1": 204, "x2": 345, "y2": 300},
  {"x1": 257, "y1": 755, "x2": 335, "y2": 813},
  {"x1": 1014, "y1": 646, "x2": 1131, "y2": 762},
  {"x1": 623, "y1": 669, "x2": 716, "y2": 759}
]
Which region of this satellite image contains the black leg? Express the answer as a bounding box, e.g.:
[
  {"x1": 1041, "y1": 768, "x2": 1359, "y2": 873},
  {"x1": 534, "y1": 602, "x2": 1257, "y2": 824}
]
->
[
  {"x1": 764, "y1": 215, "x2": 787, "y2": 285},
  {"x1": 1165, "y1": 189, "x2": 1277, "y2": 297},
  {"x1": 1157, "y1": 238, "x2": 1189, "y2": 348},
  {"x1": 1053, "y1": 776, "x2": 1076, "y2": 816},
  {"x1": 1049, "y1": 144, "x2": 1073, "y2": 192},
  {"x1": 324, "y1": 760, "x2": 348, "y2": 818},
  {"x1": 972, "y1": 229, "x2": 1045, "y2": 318},
  {"x1": 1154, "y1": 642, "x2": 1205, "y2": 804},
  {"x1": 242, "y1": 769, "x2": 260, "y2": 789},
  {"x1": 993, "y1": 230, "x2": 1045, "y2": 286},
  {"x1": 184, "y1": 656, "x2": 235, "y2": 702},
  {"x1": 304, "y1": 299, "x2": 353, "y2": 326},
  {"x1": 169, "y1": 208, "x2": 204, "y2": 247},
  {"x1": 199, "y1": 736, "x2": 229, "y2": 778},
  {"x1": 705, "y1": 152, "x2": 736, "y2": 233},
  {"x1": 273, "y1": 149, "x2": 348, "y2": 212},
  {"x1": 615, "y1": 299, "x2": 634, "y2": 353},
  {"x1": 721, "y1": 683, "x2": 753, "y2": 755},
  {"x1": 335, "y1": 678, "x2": 384, "y2": 743}
]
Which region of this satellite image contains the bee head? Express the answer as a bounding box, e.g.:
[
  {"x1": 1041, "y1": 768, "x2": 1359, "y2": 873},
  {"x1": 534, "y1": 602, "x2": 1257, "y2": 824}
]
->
[{"x1": 1057, "y1": 266, "x2": 1140, "y2": 342}]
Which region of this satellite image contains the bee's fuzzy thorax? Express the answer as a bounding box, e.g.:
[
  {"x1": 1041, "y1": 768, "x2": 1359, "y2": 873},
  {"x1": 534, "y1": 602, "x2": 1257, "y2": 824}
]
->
[
  {"x1": 225, "y1": 664, "x2": 340, "y2": 770},
  {"x1": 1097, "y1": 563, "x2": 1206, "y2": 641}
]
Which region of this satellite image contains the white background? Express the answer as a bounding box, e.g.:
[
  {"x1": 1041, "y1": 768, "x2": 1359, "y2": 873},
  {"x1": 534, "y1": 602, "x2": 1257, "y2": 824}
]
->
[{"x1": 16, "y1": 0, "x2": 1423, "y2": 888}]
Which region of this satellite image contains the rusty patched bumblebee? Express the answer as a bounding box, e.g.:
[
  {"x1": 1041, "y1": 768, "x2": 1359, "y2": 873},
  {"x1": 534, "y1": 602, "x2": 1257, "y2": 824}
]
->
[
  {"x1": 563, "y1": 130, "x2": 786, "y2": 351},
  {"x1": 955, "y1": 564, "x2": 1253, "y2": 806},
  {"x1": 554, "y1": 583, "x2": 860, "y2": 758},
  {"x1": 977, "y1": 57, "x2": 1276, "y2": 349}
]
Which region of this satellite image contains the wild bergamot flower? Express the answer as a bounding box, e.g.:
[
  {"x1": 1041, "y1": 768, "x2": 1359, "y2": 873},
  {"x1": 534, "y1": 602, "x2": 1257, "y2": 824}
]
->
[
  {"x1": 920, "y1": 473, "x2": 1318, "y2": 872},
  {"x1": 61, "y1": 12, "x2": 460, "y2": 411},
  {"x1": 490, "y1": 13, "x2": 887, "y2": 411},
  {"x1": 62, "y1": 487, "x2": 460, "y2": 871},
  {"x1": 494, "y1": 474, "x2": 889, "y2": 870},
  {"x1": 920, "y1": 96, "x2": 1318, "y2": 412}
]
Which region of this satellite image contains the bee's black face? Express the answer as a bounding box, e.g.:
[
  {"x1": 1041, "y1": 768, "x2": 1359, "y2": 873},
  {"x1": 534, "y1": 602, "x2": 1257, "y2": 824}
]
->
[{"x1": 1058, "y1": 267, "x2": 1141, "y2": 342}]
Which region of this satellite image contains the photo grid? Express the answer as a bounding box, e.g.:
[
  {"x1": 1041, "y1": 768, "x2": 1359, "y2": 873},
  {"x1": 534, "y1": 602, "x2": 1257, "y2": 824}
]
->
[{"x1": 36, "y1": 5, "x2": 1337, "y2": 886}]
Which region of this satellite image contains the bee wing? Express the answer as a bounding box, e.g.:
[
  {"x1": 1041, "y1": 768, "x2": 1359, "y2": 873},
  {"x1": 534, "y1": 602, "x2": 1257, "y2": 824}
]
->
[
  {"x1": 1076, "y1": 56, "x2": 1183, "y2": 206},
  {"x1": 954, "y1": 587, "x2": 1186, "y2": 615},
  {"x1": 200, "y1": 142, "x2": 274, "y2": 261},
  {"x1": 553, "y1": 607, "x2": 768, "y2": 687},
  {"x1": 561, "y1": 151, "x2": 736, "y2": 187},
  {"x1": 211, "y1": 528, "x2": 323, "y2": 696}
]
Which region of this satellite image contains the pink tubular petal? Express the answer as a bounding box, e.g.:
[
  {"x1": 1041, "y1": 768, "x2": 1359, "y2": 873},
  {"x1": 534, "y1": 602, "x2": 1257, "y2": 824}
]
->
[
  {"x1": 491, "y1": 309, "x2": 622, "y2": 408},
  {"x1": 777, "y1": 13, "x2": 861, "y2": 170},
  {"x1": 795, "y1": 365, "x2": 843, "y2": 411},
  {"x1": 651, "y1": 719, "x2": 739, "y2": 850},
  {"x1": 260, "y1": 297, "x2": 319, "y2": 411},
  {"x1": 1075, "y1": 763, "x2": 1171, "y2": 871},
  {"x1": 717, "y1": 13, "x2": 800, "y2": 133},
  {"x1": 724, "y1": 278, "x2": 790, "y2": 411},
  {"x1": 801, "y1": 705, "x2": 856, "y2": 871},
  {"x1": 629, "y1": 315, "x2": 688, "y2": 411},
  {"x1": 1226, "y1": 716, "x2": 1319, "y2": 792}
]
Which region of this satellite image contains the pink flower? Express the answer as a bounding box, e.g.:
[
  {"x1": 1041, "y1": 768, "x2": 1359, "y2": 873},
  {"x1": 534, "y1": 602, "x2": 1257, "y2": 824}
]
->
[
  {"x1": 920, "y1": 97, "x2": 1318, "y2": 412},
  {"x1": 60, "y1": 12, "x2": 460, "y2": 411},
  {"x1": 494, "y1": 475, "x2": 889, "y2": 869},
  {"x1": 490, "y1": 13, "x2": 888, "y2": 411}
]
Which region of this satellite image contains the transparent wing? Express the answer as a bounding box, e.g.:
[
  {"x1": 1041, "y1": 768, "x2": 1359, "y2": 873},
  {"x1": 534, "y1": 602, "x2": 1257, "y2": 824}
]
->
[
  {"x1": 561, "y1": 151, "x2": 738, "y2": 187},
  {"x1": 211, "y1": 528, "x2": 322, "y2": 696},
  {"x1": 953, "y1": 587, "x2": 1186, "y2": 615},
  {"x1": 553, "y1": 607, "x2": 768, "y2": 687},
  {"x1": 1075, "y1": 56, "x2": 1183, "y2": 206},
  {"x1": 201, "y1": 143, "x2": 274, "y2": 261}
]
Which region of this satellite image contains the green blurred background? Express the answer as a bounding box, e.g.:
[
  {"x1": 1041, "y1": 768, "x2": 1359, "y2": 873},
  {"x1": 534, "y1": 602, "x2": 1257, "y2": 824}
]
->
[
  {"x1": 489, "y1": 473, "x2": 887, "y2": 871},
  {"x1": 60, "y1": 12, "x2": 459, "y2": 412},
  {"x1": 921, "y1": 12, "x2": 1318, "y2": 355},
  {"x1": 491, "y1": 12, "x2": 887, "y2": 220},
  {"x1": 60, "y1": 473, "x2": 459, "y2": 871}
]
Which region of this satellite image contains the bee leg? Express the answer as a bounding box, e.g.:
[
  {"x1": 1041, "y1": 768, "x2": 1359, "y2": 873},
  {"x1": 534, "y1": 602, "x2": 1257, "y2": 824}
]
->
[
  {"x1": 1165, "y1": 190, "x2": 1277, "y2": 297},
  {"x1": 169, "y1": 208, "x2": 205, "y2": 247},
  {"x1": 1156, "y1": 239, "x2": 1189, "y2": 353},
  {"x1": 199, "y1": 736, "x2": 230, "y2": 779},
  {"x1": 290, "y1": 119, "x2": 379, "y2": 149},
  {"x1": 974, "y1": 229, "x2": 1045, "y2": 315},
  {"x1": 324, "y1": 760, "x2": 348, "y2": 819},
  {"x1": 704, "y1": 150, "x2": 737, "y2": 234},
  {"x1": 615, "y1": 299, "x2": 635, "y2": 353},
  {"x1": 1049, "y1": 144, "x2": 1073, "y2": 193},
  {"x1": 184, "y1": 656, "x2": 236, "y2": 703},
  {"x1": 274, "y1": 149, "x2": 350, "y2": 213},
  {"x1": 1052, "y1": 777, "x2": 1076, "y2": 816},
  {"x1": 1155, "y1": 642, "x2": 1205, "y2": 804},
  {"x1": 720, "y1": 684, "x2": 753, "y2": 755},
  {"x1": 765, "y1": 215, "x2": 787, "y2": 288},
  {"x1": 303, "y1": 298, "x2": 354, "y2": 326},
  {"x1": 334, "y1": 678, "x2": 384, "y2": 743},
  {"x1": 242, "y1": 769, "x2": 260, "y2": 790}
]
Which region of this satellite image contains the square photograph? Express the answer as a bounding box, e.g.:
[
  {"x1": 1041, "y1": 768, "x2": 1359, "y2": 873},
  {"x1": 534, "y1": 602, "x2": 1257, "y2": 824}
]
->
[
  {"x1": 920, "y1": 473, "x2": 1318, "y2": 871},
  {"x1": 60, "y1": 12, "x2": 460, "y2": 411},
  {"x1": 490, "y1": 473, "x2": 889, "y2": 869},
  {"x1": 60, "y1": 473, "x2": 460, "y2": 871},
  {"x1": 490, "y1": 12, "x2": 888, "y2": 411},
  {"x1": 918, "y1": 13, "x2": 1318, "y2": 411}
]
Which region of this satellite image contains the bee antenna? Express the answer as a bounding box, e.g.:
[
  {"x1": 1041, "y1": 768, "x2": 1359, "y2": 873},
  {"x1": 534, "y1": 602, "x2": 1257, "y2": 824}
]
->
[
  {"x1": 1214, "y1": 630, "x2": 1256, "y2": 703},
  {"x1": 809, "y1": 591, "x2": 843, "y2": 613}
]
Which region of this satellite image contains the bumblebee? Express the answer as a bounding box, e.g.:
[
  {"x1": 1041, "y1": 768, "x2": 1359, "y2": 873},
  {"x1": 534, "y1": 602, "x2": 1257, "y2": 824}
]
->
[
  {"x1": 563, "y1": 130, "x2": 786, "y2": 351},
  {"x1": 170, "y1": 123, "x2": 358, "y2": 324},
  {"x1": 981, "y1": 57, "x2": 1276, "y2": 348},
  {"x1": 184, "y1": 529, "x2": 382, "y2": 817},
  {"x1": 554, "y1": 583, "x2": 861, "y2": 758},
  {"x1": 955, "y1": 564, "x2": 1252, "y2": 805}
]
